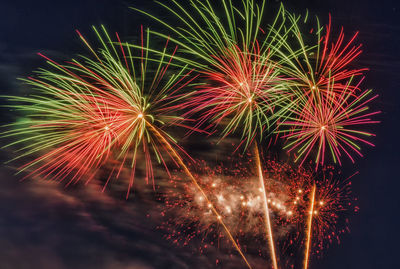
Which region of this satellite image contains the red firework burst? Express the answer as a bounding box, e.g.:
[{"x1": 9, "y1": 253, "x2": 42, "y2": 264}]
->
[
  {"x1": 280, "y1": 78, "x2": 380, "y2": 169},
  {"x1": 184, "y1": 43, "x2": 289, "y2": 149},
  {"x1": 4, "y1": 26, "x2": 197, "y2": 196},
  {"x1": 283, "y1": 13, "x2": 367, "y2": 98}
]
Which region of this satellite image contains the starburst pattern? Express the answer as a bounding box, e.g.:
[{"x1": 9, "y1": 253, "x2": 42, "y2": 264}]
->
[
  {"x1": 2, "y1": 26, "x2": 196, "y2": 196},
  {"x1": 280, "y1": 79, "x2": 380, "y2": 168}
]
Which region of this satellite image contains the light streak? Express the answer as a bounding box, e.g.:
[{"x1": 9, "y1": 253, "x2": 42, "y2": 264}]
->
[
  {"x1": 254, "y1": 144, "x2": 278, "y2": 269},
  {"x1": 304, "y1": 184, "x2": 316, "y2": 269}
]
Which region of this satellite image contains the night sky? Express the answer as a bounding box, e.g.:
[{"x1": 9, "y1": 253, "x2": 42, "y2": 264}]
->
[{"x1": 0, "y1": 0, "x2": 399, "y2": 268}]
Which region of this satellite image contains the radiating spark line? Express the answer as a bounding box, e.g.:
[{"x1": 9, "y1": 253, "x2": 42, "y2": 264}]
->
[
  {"x1": 304, "y1": 184, "x2": 316, "y2": 269},
  {"x1": 254, "y1": 144, "x2": 278, "y2": 269}
]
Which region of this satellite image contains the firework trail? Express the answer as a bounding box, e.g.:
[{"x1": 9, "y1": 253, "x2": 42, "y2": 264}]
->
[
  {"x1": 304, "y1": 184, "x2": 316, "y2": 269},
  {"x1": 254, "y1": 145, "x2": 278, "y2": 269}
]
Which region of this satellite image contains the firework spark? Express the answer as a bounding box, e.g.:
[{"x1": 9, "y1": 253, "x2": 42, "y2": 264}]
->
[
  {"x1": 160, "y1": 159, "x2": 357, "y2": 267},
  {"x1": 278, "y1": 166, "x2": 358, "y2": 265},
  {"x1": 160, "y1": 159, "x2": 278, "y2": 262}
]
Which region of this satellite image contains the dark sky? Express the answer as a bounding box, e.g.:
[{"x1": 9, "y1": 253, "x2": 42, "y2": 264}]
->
[{"x1": 0, "y1": 0, "x2": 399, "y2": 268}]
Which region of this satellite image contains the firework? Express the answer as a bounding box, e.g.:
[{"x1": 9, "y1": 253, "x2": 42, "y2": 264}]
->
[
  {"x1": 183, "y1": 43, "x2": 289, "y2": 268},
  {"x1": 261, "y1": 161, "x2": 357, "y2": 264},
  {"x1": 270, "y1": 11, "x2": 380, "y2": 169},
  {"x1": 184, "y1": 44, "x2": 290, "y2": 149},
  {"x1": 278, "y1": 12, "x2": 367, "y2": 98},
  {"x1": 2, "y1": 26, "x2": 197, "y2": 194},
  {"x1": 279, "y1": 79, "x2": 380, "y2": 169},
  {"x1": 265, "y1": 163, "x2": 358, "y2": 267},
  {"x1": 133, "y1": 1, "x2": 295, "y2": 144},
  {"x1": 290, "y1": 169, "x2": 358, "y2": 269}
]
